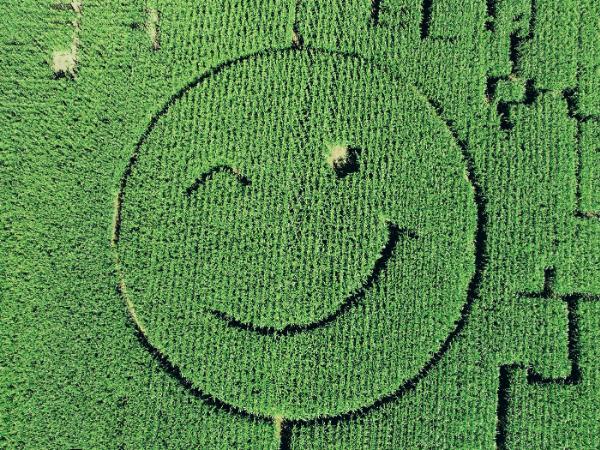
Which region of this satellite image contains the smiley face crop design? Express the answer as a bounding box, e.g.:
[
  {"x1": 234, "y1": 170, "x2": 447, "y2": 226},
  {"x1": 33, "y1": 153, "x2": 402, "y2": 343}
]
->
[{"x1": 114, "y1": 49, "x2": 478, "y2": 420}]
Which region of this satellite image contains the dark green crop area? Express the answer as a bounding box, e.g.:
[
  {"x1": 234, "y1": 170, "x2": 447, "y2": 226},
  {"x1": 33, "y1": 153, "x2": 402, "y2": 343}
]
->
[{"x1": 1, "y1": 1, "x2": 599, "y2": 449}]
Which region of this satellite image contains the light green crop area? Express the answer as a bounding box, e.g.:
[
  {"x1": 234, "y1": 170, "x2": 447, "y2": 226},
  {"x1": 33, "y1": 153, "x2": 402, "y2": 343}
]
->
[{"x1": 1, "y1": 1, "x2": 598, "y2": 449}]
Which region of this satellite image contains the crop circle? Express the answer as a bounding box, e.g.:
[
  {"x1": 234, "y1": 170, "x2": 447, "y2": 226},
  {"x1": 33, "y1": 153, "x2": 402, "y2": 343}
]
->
[{"x1": 115, "y1": 48, "x2": 478, "y2": 420}]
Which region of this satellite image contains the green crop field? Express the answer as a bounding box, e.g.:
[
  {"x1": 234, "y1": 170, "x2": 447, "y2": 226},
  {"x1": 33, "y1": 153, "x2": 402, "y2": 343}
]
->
[{"x1": 1, "y1": 1, "x2": 599, "y2": 449}]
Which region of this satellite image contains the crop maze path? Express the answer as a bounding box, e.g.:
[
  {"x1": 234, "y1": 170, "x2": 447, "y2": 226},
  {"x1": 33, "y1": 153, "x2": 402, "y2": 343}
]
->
[{"x1": 2, "y1": 0, "x2": 599, "y2": 448}]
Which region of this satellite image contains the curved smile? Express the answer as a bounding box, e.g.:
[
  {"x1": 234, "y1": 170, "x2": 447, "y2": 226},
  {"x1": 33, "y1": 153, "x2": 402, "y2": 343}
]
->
[{"x1": 208, "y1": 221, "x2": 417, "y2": 336}]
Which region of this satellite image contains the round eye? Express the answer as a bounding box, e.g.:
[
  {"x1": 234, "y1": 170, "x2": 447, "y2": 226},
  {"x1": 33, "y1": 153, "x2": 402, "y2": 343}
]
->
[
  {"x1": 185, "y1": 165, "x2": 250, "y2": 196},
  {"x1": 326, "y1": 145, "x2": 360, "y2": 178}
]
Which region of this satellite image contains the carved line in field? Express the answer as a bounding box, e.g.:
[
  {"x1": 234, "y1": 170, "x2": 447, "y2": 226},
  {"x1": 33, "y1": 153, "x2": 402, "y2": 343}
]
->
[
  {"x1": 371, "y1": 0, "x2": 383, "y2": 26},
  {"x1": 419, "y1": 0, "x2": 459, "y2": 41},
  {"x1": 485, "y1": 0, "x2": 539, "y2": 130},
  {"x1": 113, "y1": 46, "x2": 488, "y2": 429},
  {"x1": 369, "y1": 1, "x2": 413, "y2": 31},
  {"x1": 147, "y1": 8, "x2": 160, "y2": 50},
  {"x1": 564, "y1": 89, "x2": 600, "y2": 219},
  {"x1": 291, "y1": 0, "x2": 304, "y2": 49},
  {"x1": 50, "y1": 1, "x2": 82, "y2": 78},
  {"x1": 210, "y1": 222, "x2": 415, "y2": 336},
  {"x1": 127, "y1": 7, "x2": 160, "y2": 50},
  {"x1": 276, "y1": 416, "x2": 292, "y2": 450},
  {"x1": 485, "y1": 0, "x2": 496, "y2": 31},
  {"x1": 495, "y1": 268, "x2": 599, "y2": 449},
  {"x1": 489, "y1": 0, "x2": 537, "y2": 46},
  {"x1": 565, "y1": 0, "x2": 600, "y2": 220},
  {"x1": 185, "y1": 165, "x2": 251, "y2": 196},
  {"x1": 420, "y1": 0, "x2": 434, "y2": 39},
  {"x1": 486, "y1": 77, "x2": 546, "y2": 131}
]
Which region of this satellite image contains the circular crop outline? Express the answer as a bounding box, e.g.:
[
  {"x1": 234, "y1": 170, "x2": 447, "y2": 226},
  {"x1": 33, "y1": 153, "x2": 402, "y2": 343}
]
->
[{"x1": 111, "y1": 45, "x2": 487, "y2": 425}]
